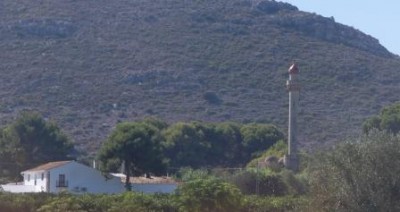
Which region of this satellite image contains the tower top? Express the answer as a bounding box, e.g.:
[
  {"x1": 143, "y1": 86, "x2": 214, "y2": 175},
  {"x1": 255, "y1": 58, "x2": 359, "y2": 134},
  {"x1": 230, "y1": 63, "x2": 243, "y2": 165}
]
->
[{"x1": 288, "y1": 63, "x2": 299, "y2": 75}]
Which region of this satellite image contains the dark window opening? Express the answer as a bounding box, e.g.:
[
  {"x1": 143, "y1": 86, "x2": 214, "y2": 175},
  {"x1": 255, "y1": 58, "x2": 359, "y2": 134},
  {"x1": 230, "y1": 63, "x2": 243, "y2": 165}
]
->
[{"x1": 56, "y1": 174, "x2": 68, "y2": 187}]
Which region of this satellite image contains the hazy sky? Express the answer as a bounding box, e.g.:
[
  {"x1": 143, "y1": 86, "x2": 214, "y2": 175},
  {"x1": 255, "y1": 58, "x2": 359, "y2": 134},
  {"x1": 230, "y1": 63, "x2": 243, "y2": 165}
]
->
[{"x1": 282, "y1": 0, "x2": 400, "y2": 55}]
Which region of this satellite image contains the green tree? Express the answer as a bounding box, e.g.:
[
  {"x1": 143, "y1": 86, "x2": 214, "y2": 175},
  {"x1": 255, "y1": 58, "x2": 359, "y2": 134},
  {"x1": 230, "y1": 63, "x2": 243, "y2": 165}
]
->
[
  {"x1": 363, "y1": 102, "x2": 400, "y2": 134},
  {"x1": 163, "y1": 122, "x2": 212, "y2": 168},
  {"x1": 163, "y1": 122, "x2": 284, "y2": 168},
  {"x1": 309, "y1": 130, "x2": 400, "y2": 211},
  {"x1": 0, "y1": 112, "x2": 73, "y2": 181},
  {"x1": 240, "y1": 124, "x2": 284, "y2": 160},
  {"x1": 210, "y1": 122, "x2": 243, "y2": 166},
  {"x1": 362, "y1": 116, "x2": 381, "y2": 134},
  {"x1": 98, "y1": 121, "x2": 165, "y2": 191}
]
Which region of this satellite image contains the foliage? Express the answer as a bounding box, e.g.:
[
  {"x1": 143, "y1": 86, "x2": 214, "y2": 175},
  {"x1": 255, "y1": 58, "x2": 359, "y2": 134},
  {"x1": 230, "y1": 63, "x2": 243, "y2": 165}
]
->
[
  {"x1": 363, "y1": 102, "x2": 400, "y2": 134},
  {"x1": 228, "y1": 168, "x2": 306, "y2": 197},
  {"x1": 211, "y1": 122, "x2": 245, "y2": 166},
  {"x1": 0, "y1": 112, "x2": 74, "y2": 181},
  {"x1": 163, "y1": 121, "x2": 283, "y2": 169},
  {"x1": 98, "y1": 120, "x2": 166, "y2": 191},
  {"x1": 97, "y1": 119, "x2": 283, "y2": 187},
  {"x1": 37, "y1": 195, "x2": 85, "y2": 212},
  {"x1": 141, "y1": 117, "x2": 169, "y2": 130},
  {"x1": 243, "y1": 195, "x2": 309, "y2": 212},
  {"x1": 163, "y1": 122, "x2": 214, "y2": 169},
  {"x1": 174, "y1": 167, "x2": 211, "y2": 182},
  {"x1": 0, "y1": 192, "x2": 52, "y2": 212},
  {"x1": 240, "y1": 124, "x2": 284, "y2": 159},
  {"x1": 0, "y1": 190, "x2": 313, "y2": 212},
  {"x1": 203, "y1": 91, "x2": 222, "y2": 105},
  {"x1": 246, "y1": 139, "x2": 287, "y2": 168},
  {"x1": 229, "y1": 170, "x2": 286, "y2": 196},
  {"x1": 111, "y1": 192, "x2": 177, "y2": 212},
  {"x1": 176, "y1": 178, "x2": 243, "y2": 212},
  {"x1": 280, "y1": 169, "x2": 308, "y2": 195},
  {"x1": 308, "y1": 130, "x2": 400, "y2": 211},
  {"x1": 34, "y1": 192, "x2": 177, "y2": 212},
  {"x1": 263, "y1": 139, "x2": 288, "y2": 158}
]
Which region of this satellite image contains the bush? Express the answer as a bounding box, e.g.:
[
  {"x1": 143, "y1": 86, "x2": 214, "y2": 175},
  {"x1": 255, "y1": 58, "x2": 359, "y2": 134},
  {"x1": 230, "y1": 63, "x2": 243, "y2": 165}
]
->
[
  {"x1": 108, "y1": 192, "x2": 177, "y2": 212},
  {"x1": 229, "y1": 170, "x2": 286, "y2": 196},
  {"x1": 246, "y1": 139, "x2": 287, "y2": 168},
  {"x1": 203, "y1": 91, "x2": 222, "y2": 105},
  {"x1": 243, "y1": 195, "x2": 308, "y2": 212},
  {"x1": 279, "y1": 170, "x2": 308, "y2": 195},
  {"x1": 0, "y1": 193, "x2": 51, "y2": 212},
  {"x1": 37, "y1": 196, "x2": 84, "y2": 212},
  {"x1": 229, "y1": 169, "x2": 308, "y2": 197},
  {"x1": 176, "y1": 178, "x2": 243, "y2": 212},
  {"x1": 175, "y1": 167, "x2": 210, "y2": 182},
  {"x1": 308, "y1": 130, "x2": 400, "y2": 211}
]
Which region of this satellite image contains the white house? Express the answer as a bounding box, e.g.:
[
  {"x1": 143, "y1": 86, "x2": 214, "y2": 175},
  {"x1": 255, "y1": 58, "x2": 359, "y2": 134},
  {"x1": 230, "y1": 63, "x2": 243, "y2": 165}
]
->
[{"x1": 1, "y1": 161, "x2": 124, "y2": 194}]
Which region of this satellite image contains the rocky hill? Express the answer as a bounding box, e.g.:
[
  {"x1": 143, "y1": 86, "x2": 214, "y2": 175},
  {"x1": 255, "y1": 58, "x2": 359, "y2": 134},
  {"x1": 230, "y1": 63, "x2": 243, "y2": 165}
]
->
[{"x1": 1, "y1": 0, "x2": 399, "y2": 155}]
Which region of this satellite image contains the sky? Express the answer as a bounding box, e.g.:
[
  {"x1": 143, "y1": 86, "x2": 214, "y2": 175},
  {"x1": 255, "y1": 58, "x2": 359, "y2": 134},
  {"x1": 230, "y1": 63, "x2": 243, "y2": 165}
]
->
[{"x1": 282, "y1": 0, "x2": 400, "y2": 55}]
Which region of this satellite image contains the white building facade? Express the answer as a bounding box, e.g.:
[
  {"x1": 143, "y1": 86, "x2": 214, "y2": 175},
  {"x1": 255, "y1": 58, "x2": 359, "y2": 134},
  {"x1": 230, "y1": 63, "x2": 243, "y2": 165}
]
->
[{"x1": 2, "y1": 161, "x2": 124, "y2": 194}]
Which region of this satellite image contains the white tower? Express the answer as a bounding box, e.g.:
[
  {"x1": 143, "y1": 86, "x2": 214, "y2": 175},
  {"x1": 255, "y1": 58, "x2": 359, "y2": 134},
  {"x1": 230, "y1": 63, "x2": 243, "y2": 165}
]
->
[{"x1": 284, "y1": 63, "x2": 300, "y2": 171}]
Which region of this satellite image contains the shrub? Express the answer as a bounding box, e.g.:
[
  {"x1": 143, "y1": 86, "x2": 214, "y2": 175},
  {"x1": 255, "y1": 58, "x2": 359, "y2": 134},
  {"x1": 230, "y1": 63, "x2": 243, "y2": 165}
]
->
[
  {"x1": 229, "y1": 170, "x2": 288, "y2": 196},
  {"x1": 243, "y1": 195, "x2": 308, "y2": 212},
  {"x1": 203, "y1": 91, "x2": 222, "y2": 105},
  {"x1": 308, "y1": 130, "x2": 400, "y2": 211},
  {"x1": 0, "y1": 193, "x2": 51, "y2": 212},
  {"x1": 176, "y1": 178, "x2": 243, "y2": 212},
  {"x1": 229, "y1": 169, "x2": 308, "y2": 197},
  {"x1": 37, "y1": 196, "x2": 84, "y2": 212}
]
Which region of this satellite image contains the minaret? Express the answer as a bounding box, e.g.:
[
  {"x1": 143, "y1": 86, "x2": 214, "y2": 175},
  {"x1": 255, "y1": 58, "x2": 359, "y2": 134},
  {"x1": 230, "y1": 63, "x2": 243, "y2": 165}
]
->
[{"x1": 285, "y1": 63, "x2": 300, "y2": 171}]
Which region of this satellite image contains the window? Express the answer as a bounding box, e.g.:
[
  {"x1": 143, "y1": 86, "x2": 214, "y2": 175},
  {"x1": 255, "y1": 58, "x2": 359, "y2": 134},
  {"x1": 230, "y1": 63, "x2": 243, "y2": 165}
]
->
[
  {"x1": 56, "y1": 174, "x2": 68, "y2": 187},
  {"x1": 41, "y1": 173, "x2": 44, "y2": 181},
  {"x1": 27, "y1": 174, "x2": 30, "y2": 182}
]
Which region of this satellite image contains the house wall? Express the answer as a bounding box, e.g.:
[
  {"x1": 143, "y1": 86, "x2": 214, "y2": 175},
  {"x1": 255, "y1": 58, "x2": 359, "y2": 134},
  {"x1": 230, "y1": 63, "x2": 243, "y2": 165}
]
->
[
  {"x1": 22, "y1": 171, "x2": 47, "y2": 192},
  {"x1": 1, "y1": 184, "x2": 36, "y2": 193},
  {"x1": 48, "y1": 162, "x2": 124, "y2": 194}
]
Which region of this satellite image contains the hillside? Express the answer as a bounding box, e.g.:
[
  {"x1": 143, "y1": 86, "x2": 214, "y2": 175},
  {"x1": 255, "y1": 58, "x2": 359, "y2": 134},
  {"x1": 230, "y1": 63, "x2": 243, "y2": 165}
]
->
[{"x1": 1, "y1": 0, "x2": 400, "y2": 155}]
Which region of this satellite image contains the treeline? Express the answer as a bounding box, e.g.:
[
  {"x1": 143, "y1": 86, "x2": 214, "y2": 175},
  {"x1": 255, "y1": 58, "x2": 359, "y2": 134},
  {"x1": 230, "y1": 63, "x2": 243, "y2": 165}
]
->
[
  {"x1": 4, "y1": 103, "x2": 400, "y2": 211},
  {"x1": 98, "y1": 118, "x2": 284, "y2": 189},
  {"x1": 0, "y1": 112, "x2": 284, "y2": 183},
  {"x1": 149, "y1": 119, "x2": 283, "y2": 168},
  {"x1": 4, "y1": 129, "x2": 400, "y2": 211},
  {"x1": 5, "y1": 128, "x2": 400, "y2": 211}
]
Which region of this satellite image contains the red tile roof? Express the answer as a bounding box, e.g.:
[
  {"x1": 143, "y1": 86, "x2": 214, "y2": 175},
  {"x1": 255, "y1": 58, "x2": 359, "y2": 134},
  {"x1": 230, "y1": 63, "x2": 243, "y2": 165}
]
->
[{"x1": 23, "y1": 161, "x2": 73, "y2": 172}]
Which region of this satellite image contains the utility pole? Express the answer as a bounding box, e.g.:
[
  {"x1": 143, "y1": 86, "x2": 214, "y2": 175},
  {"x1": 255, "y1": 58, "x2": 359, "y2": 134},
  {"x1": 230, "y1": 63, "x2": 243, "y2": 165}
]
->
[{"x1": 284, "y1": 63, "x2": 300, "y2": 171}]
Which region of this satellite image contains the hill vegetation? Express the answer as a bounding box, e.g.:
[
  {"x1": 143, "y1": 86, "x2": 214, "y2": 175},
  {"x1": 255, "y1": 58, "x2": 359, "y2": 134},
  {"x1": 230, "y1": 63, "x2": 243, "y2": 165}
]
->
[
  {"x1": 2, "y1": 104, "x2": 400, "y2": 211},
  {"x1": 0, "y1": 0, "x2": 400, "y2": 155}
]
